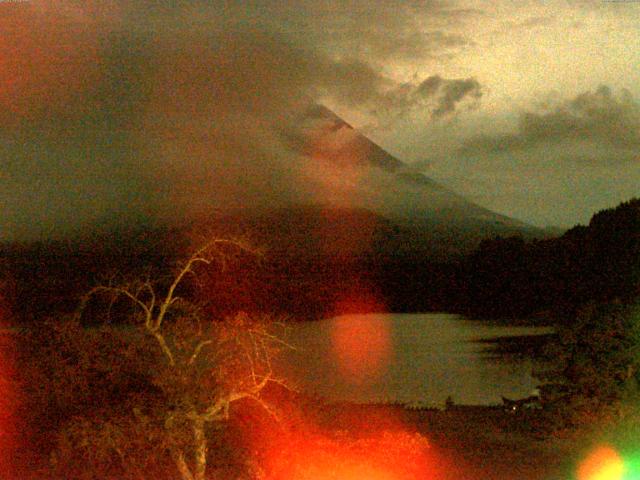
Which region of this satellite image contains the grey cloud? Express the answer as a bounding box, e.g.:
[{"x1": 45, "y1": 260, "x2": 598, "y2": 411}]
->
[
  {"x1": 144, "y1": 0, "x2": 477, "y2": 67},
  {"x1": 522, "y1": 85, "x2": 640, "y2": 146},
  {"x1": 0, "y1": 1, "x2": 483, "y2": 240},
  {"x1": 461, "y1": 86, "x2": 640, "y2": 159},
  {"x1": 432, "y1": 77, "x2": 482, "y2": 118},
  {"x1": 352, "y1": 74, "x2": 483, "y2": 128},
  {"x1": 416, "y1": 75, "x2": 443, "y2": 97},
  {"x1": 4, "y1": 1, "x2": 478, "y2": 124},
  {"x1": 413, "y1": 75, "x2": 483, "y2": 119}
]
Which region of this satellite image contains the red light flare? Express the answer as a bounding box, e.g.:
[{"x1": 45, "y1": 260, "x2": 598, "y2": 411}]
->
[
  {"x1": 578, "y1": 445, "x2": 626, "y2": 480},
  {"x1": 0, "y1": 294, "x2": 16, "y2": 477},
  {"x1": 233, "y1": 393, "x2": 473, "y2": 480},
  {"x1": 330, "y1": 289, "x2": 392, "y2": 385},
  {"x1": 302, "y1": 119, "x2": 370, "y2": 209},
  {"x1": 259, "y1": 423, "x2": 436, "y2": 480},
  {"x1": 231, "y1": 357, "x2": 462, "y2": 480}
]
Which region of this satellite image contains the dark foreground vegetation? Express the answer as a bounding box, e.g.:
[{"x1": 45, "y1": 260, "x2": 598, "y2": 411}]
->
[{"x1": 0, "y1": 198, "x2": 639, "y2": 479}]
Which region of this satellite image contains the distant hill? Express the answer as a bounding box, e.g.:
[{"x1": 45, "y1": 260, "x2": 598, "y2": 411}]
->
[{"x1": 456, "y1": 197, "x2": 640, "y2": 321}]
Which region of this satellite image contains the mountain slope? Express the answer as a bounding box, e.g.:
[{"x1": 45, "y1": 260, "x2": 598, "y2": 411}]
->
[{"x1": 283, "y1": 105, "x2": 532, "y2": 229}]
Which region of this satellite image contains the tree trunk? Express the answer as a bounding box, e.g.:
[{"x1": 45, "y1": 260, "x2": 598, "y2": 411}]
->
[
  {"x1": 174, "y1": 449, "x2": 194, "y2": 480},
  {"x1": 193, "y1": 418, "x2": 207, "y2": 480}
]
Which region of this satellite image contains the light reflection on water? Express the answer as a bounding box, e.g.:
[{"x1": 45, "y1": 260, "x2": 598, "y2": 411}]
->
[{"x1": 277, "y1": 313, "x2": 554, "y2": 406}]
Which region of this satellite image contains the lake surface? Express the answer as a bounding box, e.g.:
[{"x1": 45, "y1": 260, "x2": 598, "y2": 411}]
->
[{"x1": 276, "y1": 313, "x2": 553, "y2": 406}]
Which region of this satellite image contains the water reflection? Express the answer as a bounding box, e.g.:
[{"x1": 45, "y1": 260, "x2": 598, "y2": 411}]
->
[{"x1": 278, "y1": 313, "x2": 553, "y2": 406}]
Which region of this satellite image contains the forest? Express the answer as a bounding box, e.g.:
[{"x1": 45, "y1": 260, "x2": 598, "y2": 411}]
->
[{"x1": 455, "y1": 198, "x2": 640, "y2": 321}]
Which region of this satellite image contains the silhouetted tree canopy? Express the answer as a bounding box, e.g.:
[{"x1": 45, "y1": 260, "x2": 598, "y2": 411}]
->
[{"x1": 457, "y1": 197, "x2": 640, "y2": 321}]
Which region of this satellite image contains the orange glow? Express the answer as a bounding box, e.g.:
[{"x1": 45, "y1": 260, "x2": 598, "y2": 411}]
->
[
  {"x1": 578, "y1": 445, "x2": 626, "y2": 480},
  {"x1": 261, "y1": 429, "x2": 433, "y2": 480},
  {"x1": 0, "y1": 4, "x2": 102, "y2": 125},
  {"x1": 331, "y1": 313, "x2": 392, "y2": 383},
  {"x1": 278, "y1": 460, "x2": 398, "y2": 480},
  {"x1": 306, "y1": 121, "x2": 368, "y2": 195},
  {"x1": 0, "y1": 314, "x2": 16, "y2": 477},
  {"x1": 331, "y1": 302, "x2": 393, "y2": 383},
  {"x1": 330, "y1": 291, "x2": 391, "y2": 384}
]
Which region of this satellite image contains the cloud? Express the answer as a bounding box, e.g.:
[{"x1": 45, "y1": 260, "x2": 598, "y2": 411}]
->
[
  {"x1": 370, "y1": 75, "x2": 483, "y2": 122},
  {"x1": 416, "y1": 76, "x2": 483, "y2": 118},
  {"x1": 424, "y1": 86, "x2": 640, "y2": 228},
  {"x1": 225, "y1": 1, "x2": 476, "y2": 65},
  {"x1": 0, "y1": 1, "x2": 484, "y2": 132},
  {"x1": 461, "y1": 86, "x2": 640, "y2": 161},
  {"x1": 351, "y1": 74, "x2": 484, "y2": 128},
  {"x1": 0, "y1": 1, "x2": 484, "y2": 240}
]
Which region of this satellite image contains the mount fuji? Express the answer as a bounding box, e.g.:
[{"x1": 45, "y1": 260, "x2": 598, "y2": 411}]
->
[{"x1": 228, "y1": 104, "x2": 543, "y2": 259}]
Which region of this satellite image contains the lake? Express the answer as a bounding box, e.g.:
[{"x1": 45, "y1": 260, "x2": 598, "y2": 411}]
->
[{"x1": 277, "y1": 313, "x2": 554, "y2": 406}]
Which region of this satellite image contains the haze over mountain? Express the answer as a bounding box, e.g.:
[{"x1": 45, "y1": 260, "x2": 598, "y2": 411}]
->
[
  {"x1": 3, "y1": 91, "x2": 540, "y2": 255},
  {"x1": 3, "y1": 2, "x2": 638, "y2": 242},
  {"x1": 192, "y1": 104, "x2": 545, "y2": 260},
  {"x1": 283, "y1": 104, "x2": 531, "y2": 227}
]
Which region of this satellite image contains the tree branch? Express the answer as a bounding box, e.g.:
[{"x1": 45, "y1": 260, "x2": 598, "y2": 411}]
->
[
  {"x1": 173, "y1": 449, "x2": 195, "y2": 480},
  {"x1": 188, "y1": 340, "x2": 213, "y2": 365},
  {"x1": 150, "y1": 330, "x2": 175, "y2": 367},
  {"x1": 77, "y1": 285, "x2": 153, "y2": 326}
]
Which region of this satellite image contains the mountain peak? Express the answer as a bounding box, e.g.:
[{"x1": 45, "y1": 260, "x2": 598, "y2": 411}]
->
[{"x1": 282, "y1": 104, "x2": 535, "y2": 235}]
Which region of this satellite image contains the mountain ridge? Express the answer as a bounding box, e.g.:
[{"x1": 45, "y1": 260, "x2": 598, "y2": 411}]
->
[{"x1": 283, "y1": 104, "x2": 535, "y2": 232}]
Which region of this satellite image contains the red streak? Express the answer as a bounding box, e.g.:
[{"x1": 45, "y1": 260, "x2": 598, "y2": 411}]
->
[
  {"x1": 0, "y1": 320, "x2": 16, "y2": 477},
  {"x1": 330, "y1": 289, "x2": 391, "y2": 384}
]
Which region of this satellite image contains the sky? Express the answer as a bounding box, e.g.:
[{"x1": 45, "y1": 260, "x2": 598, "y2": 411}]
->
[{"x1": 1, "y1": 0, "x2": 639, "y2": 241}]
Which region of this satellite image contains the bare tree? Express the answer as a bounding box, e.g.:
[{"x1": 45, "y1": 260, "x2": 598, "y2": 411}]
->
[{"x1": 76, "y1": 238, "x2": 290, "y2": 480}]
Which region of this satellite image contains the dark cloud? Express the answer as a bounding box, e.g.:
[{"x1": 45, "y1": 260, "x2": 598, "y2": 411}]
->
[
  {"x1": 416, "y1": 76, "x2": 443, "y2": 97},
  {"x1": 224, "y1": 0, "x2": 476, "y2": 64},
  {"x1": 0, "y1": 1, "x2": 484, "y2": 240},
  {"x1": 412, "y1": 75, "x2": 483, "y2": 119},
  {"x1": 431, "y1": 77, "x2": 483, "y2": 118},
  {"x1": 461, "y1": 86, "x2": 640, "y2": 160}
]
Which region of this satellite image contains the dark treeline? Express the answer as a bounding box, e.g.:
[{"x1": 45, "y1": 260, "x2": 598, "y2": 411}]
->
[
  {"x1": 0, "y1": 227, "x2": 182, "y2": 323},
  {"x1": 1, "y1": 198, "x2": 638, "y2": 325},
  {"x1": 453, "y1": 197, "x2": 640, "y2": 322},
  {"x1": 0, "y1": 246, "x2": 458, "y2": 323}
]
